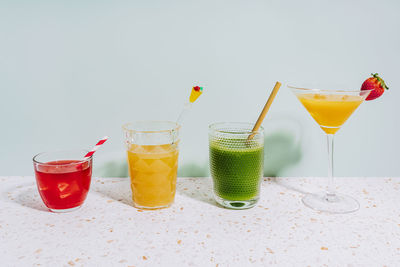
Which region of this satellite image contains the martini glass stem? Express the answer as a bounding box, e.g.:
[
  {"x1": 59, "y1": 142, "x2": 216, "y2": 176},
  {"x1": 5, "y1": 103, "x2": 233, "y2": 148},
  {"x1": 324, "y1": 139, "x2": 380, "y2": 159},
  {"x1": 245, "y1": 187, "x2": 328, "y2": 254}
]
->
[{"x1": 326, "y1": 134, "x2": 337, "y2": 201}]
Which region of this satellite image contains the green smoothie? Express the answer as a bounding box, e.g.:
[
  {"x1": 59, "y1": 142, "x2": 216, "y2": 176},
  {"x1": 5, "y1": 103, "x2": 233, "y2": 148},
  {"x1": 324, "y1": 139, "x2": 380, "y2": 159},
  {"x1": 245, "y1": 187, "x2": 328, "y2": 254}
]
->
[{"x1": 209, "y1": 139, "x2": 264, "y2": 201}]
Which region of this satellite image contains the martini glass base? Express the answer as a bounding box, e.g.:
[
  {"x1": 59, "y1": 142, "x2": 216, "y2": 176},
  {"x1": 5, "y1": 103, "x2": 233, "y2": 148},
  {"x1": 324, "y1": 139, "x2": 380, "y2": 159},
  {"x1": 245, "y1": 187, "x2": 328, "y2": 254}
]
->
[{"x1": 302, "y1": 192, "x2": 360, "y2": 214}]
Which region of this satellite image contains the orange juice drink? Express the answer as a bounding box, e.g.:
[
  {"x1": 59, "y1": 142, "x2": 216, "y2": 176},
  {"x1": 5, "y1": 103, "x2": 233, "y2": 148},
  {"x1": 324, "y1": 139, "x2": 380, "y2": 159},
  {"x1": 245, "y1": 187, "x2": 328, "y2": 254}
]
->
[
  {"x1": 123, "y1": 121, "x2": 180, "y2": 209},
  {"x1": 297, "y1": 93, "x2": 364, "y2": 134},
  {"x1": 127, "y1": 143, "x2": 179, "y2": 208}
]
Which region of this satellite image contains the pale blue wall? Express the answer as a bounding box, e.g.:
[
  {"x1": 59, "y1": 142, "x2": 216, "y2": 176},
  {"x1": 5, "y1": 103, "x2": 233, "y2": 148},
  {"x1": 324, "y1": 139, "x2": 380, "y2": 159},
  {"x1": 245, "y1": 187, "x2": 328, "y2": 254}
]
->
[{"x1": 1, "y1": 0, "x2": 399, "y2": 177}]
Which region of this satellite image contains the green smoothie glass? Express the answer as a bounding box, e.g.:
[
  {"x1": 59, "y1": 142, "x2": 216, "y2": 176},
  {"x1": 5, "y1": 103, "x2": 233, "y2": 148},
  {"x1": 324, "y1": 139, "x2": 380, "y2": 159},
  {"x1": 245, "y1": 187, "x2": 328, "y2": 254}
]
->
[{"x1": 209, "y1": 122, "x2": 264, "y2": 209}]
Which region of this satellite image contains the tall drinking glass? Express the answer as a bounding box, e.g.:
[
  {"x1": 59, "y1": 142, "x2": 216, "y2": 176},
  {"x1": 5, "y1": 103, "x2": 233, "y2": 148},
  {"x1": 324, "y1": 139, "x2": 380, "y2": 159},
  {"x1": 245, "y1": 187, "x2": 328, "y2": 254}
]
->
[
  {"x1": 123, "y1": 121, "x2": 180, "y2": 209},
  {"x1": 289, "y1": 86, "x2": 372, "y2": 213},
  {"x1": 209, "y1": 122, "x2": 264, "y2": 209}
]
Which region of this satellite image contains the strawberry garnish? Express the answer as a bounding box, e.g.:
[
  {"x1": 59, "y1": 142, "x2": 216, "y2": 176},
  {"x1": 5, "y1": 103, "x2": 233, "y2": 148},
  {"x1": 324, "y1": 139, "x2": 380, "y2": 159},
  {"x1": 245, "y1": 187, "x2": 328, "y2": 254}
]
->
[
  {"x1": 193, "y1": 86, "x2": 202, "y2": 92},
  {"x1": 361, "y1": 73, "x2": 388, "y2": 101}
]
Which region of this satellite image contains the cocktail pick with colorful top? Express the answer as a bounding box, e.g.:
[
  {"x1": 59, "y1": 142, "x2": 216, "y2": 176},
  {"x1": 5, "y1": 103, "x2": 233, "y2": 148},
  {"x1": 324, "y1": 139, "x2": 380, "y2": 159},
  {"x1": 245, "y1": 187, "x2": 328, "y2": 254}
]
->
[{"x1": 176, "y1": 86, "x2": 203, "y2": 125}]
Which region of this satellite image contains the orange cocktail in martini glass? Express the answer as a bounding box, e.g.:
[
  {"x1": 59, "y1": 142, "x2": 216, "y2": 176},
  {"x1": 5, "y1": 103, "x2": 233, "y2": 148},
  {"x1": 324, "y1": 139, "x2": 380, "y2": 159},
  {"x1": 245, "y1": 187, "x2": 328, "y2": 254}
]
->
[{"x1": 290, "y1": 86, "x2": 372, "y2": 213}]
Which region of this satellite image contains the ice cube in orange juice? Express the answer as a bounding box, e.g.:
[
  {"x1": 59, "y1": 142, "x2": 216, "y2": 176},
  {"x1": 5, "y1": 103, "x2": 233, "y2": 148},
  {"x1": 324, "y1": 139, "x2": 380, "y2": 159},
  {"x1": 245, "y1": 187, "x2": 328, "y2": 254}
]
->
[{"x1": 127, "y1": 143, "x2": 179, "y2": 208}]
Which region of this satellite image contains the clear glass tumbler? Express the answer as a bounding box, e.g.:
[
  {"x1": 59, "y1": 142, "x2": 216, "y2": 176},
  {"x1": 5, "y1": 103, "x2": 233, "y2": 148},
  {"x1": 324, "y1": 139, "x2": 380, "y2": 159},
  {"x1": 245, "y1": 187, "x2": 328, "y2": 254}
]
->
[
  {"x1": 33, "y1": 150, "x2": 93, "y2": 213},
  {"x1": 123, "y1": 121, "x2": 180, "y2": 209},
  {"x1": 209, "y1": 122, "x2": 264, "y2": 209}
]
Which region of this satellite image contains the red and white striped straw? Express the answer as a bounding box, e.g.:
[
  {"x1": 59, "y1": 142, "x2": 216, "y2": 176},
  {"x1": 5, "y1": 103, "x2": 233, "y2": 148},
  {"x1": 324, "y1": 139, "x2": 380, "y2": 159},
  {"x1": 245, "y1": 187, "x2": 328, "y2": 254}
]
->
[{"x1": 84, "y1": 136, "x2": 109, "y2": 160}]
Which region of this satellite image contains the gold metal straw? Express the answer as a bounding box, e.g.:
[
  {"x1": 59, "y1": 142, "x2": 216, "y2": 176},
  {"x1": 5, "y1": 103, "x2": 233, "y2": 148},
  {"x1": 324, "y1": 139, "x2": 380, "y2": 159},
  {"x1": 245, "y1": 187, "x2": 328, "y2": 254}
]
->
[{"x1": 248, "y1": 81, "x2": 282, "y2": 140}]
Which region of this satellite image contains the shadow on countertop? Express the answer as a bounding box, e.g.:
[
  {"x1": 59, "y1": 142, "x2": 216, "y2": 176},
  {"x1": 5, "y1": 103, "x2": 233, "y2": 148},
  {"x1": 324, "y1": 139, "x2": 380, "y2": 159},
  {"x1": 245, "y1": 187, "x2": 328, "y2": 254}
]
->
[
  {"x1": 6, "y1": 182, "x2": 48, "y2": 212},
  {"x1": 176, "y1": 177, "x2": 217, "y2": 207},
  {"x1": 93, "y1": 178, "x2": 133, "y2": 207}
]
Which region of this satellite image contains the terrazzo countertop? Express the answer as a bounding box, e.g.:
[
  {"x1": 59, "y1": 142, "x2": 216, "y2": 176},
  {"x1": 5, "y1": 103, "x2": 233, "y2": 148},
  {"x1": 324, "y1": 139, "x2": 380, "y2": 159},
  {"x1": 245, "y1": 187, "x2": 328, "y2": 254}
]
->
[{"x1": 1, "y1": 176, "x2": 400, "y2": 266}]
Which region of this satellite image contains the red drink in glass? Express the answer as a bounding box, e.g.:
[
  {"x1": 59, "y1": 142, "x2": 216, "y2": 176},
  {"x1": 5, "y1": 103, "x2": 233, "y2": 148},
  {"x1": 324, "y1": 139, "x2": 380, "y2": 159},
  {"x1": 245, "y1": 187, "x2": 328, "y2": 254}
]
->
[{"x1": 33, "y1": 150, "x2": 93, "y2": 212}]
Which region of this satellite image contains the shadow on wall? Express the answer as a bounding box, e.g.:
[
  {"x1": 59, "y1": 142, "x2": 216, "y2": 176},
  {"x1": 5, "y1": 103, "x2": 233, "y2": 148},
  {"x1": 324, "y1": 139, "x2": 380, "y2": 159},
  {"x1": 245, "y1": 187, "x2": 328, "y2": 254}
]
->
[
  {"x1": 177, "y1": 127, "x2": 302, "y2": 177},
  {"x1": 263, "y1": 131, "x2": 301, "y2": 177},
  {"x1": 263, "y1": 117, "x2": 302, "y2": 177},
  {"x1": 97, "y1": 160, "x2": 129, "y2": 178},
  {"x1": 178, "y1": 161, "x2": 209, "y2": 177},
  {"x1": 96, "y1": 119, "x2": 302, "y2": 178}
]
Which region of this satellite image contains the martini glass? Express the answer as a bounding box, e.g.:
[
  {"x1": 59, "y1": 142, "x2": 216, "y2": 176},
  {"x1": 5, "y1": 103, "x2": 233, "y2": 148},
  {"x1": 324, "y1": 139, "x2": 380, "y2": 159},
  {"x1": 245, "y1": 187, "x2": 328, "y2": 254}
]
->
[{"x1": 289, "y1": 86, "x2": 372, "y2": 213}]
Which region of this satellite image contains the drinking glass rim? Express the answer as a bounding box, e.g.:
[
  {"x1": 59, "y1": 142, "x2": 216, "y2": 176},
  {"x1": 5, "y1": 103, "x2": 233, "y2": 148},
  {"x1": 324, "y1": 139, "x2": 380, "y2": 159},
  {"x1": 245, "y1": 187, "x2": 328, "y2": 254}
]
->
[
  {"x1": 209, "y1": 122, "x2": 264, "y2": 134},
  {"x1": 288, "y1": 85, "x2": 373, "y2": 94},
  {"x1": 122, "y1": 121, "x2": 181, "y2": 133},
  {"x1": 33, "y1": 149, "x2": 92, "y2": 165}
]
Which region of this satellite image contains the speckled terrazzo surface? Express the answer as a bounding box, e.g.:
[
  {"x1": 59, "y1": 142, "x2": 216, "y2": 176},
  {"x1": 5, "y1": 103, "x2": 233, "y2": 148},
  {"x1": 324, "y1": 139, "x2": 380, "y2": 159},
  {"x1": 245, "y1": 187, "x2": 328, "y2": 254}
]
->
[{"x1": 1, "y1": 176, "x2": 400, "y2": 266}]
